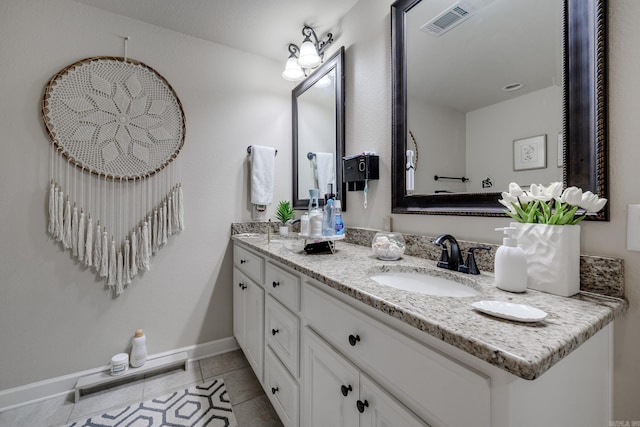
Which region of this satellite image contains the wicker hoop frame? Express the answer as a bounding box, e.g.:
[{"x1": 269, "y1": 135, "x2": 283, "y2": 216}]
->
[{"x1": 42, "y1": 56, "x2": 186, "y2": 179}]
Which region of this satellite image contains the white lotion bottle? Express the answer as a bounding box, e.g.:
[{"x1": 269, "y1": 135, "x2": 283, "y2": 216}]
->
[
  {"x1": 494, "y1": 227, "x2": 528, "y2": 292},
  {"x1": 130, "y1": 329, "x2": 147, "y2": 368}
]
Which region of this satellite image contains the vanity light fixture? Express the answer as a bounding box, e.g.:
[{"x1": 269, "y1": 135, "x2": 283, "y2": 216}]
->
[{"x1": 281, "y1": 25, "x2": 334, "y2": 81}]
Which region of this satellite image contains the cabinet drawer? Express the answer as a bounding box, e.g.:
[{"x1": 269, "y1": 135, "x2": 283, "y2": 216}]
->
[
  {"x1": 303, "y1": 282, "x2": 491, "y2": 427},
  {"x1": 266, "y1": 296, "x2": 300, "y2": 377},
  {"x1": 265, "y1": 262, "x2": 300, "y2": 311},
  {"x1": 234, "y1": 244, "x2": 264, "y2": 284},
  {"x1": 265, "y1": 348, "x2": 299, "y2": 427}
]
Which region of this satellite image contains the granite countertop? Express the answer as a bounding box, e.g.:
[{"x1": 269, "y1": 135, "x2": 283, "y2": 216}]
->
[{"x1": 232, "y1": 234, "x2": 627, "y2": 381}]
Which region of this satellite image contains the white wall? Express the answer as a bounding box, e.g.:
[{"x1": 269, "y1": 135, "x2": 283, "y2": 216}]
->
[
  {"x1": 0, "y1": 0, "x2": 290, "y2": 391},
  {"x1": 466, "y1": 85, "x2": 563, "y2": 192},
  {"x1": 408, "y1": 97, "x2": 466, "y2": 193},
  {"x1": 336, "y1": 0, "x2": 640, "y2": 420}
]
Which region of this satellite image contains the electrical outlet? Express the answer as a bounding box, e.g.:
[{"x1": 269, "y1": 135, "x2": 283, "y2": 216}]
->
[
  {"x1": 627, "y1": 205, "x2": 640, "y2": 251},
  {"x1": 383, "y1": 216, "x2": 392, "y2": 232}
]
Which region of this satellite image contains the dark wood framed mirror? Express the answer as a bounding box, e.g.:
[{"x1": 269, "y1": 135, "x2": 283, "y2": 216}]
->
[
  {"x1": 292, "y1": 47, "x2": 346, "y2": 210},
  {"x1": 391, "y1": 0, "x2": 608, "y2": 219}
]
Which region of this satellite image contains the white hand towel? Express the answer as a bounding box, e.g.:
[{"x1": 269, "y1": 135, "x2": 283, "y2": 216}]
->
[
  {"x1": 406, "y1": 150, "x2": 415, "y2": 192},
  {"x1": 314, "y1": 152, "x2": 335, "y2": 196},
  {"x1": 251, "y1": 145, "x2": 276, "y2": 205}
]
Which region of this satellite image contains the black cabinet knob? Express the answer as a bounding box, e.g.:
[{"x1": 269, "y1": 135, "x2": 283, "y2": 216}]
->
[
  {"x1": 238, "y1": 282, "x2": 247, "y2": 290},
  {"x1": 271, "y1": 328, "x2": 279, "y2": 336},
  {"x1": 348, "y1": 334, "x2": 361, "y2": 346},
  {"x1": 240, "y1": 259, "x2": 247, "y2": 264},
  {"x1": 341, "y1": 384, "x2": 352, "y2": 396},
  {"x1": 272, "y1": 281, "x2": 280, "y2": 288},
  {"x1": 271, "y1": 387, "x2": 279, "y2": 395},
  {"x1": 356, "y1": 399, "x2": 369, "y2": 413}
]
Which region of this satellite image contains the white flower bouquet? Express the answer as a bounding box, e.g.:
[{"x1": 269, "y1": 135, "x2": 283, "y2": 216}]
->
[{"x1": 499, "y1": 182, "x2": 607, "y2": 225}]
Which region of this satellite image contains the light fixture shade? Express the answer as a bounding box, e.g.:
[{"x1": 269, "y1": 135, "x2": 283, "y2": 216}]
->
[
  {"x1": 282, "y1": 57, "x2": 305, "y2": 81},
  {"x1": 297, "y1": 40, "x2": 321, "y2": 68}
]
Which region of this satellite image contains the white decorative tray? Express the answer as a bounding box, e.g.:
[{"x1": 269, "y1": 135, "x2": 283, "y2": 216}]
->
[{"x1": 471, "y1": 300, "x2": 548, "y2": 323}]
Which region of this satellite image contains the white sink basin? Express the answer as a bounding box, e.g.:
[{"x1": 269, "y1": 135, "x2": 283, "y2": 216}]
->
[{"x1": 369, "y1": 271, "x2": 480, "y2": 297}]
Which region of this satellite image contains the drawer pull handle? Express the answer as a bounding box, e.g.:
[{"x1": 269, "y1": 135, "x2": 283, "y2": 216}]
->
[
  {"x1": 272, "y1": 281, "x2": 280, "y2": 288},
  {"x1": 240, "y1": 259, "x2": 248, "y2": 264},
  {"x1": 238, "y1": 282, "x2": 247, "y2": 290},
  {"x1": 356, "y1": 399, "x2": 369, "y2": 413},
  {"x1": 271, "y1": 328, "x2": 280, "y2": 336},
  {"x1": 348, "y1": 334, "x2": 361, "y2": 346},
  {"x1": 341, "y1": 384, "x2": 352, "y2": 396},
  {"x1": 271, "y1": 387, "x2": 279, "y2": 395}
]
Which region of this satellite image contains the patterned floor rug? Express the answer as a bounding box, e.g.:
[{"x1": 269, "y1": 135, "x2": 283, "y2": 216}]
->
[{"x1": 66, "y1": 378, "x2": 238, "y2": 427}]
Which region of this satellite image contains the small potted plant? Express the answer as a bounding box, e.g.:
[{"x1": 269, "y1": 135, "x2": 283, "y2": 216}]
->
[{"x1": 275, "y1": 200, "x2": 295, "y2": 235}]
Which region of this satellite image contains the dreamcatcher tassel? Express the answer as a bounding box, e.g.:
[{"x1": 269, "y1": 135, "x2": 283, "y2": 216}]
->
[
  {"x1": 54, "y1": 186, "x2": 60, "y2": 239},
  {"x1": 107, "y1": 239, "x2": 116, "y2": 288},
  {"x1": 71, "y1": 206, "x2": 79, "y2": 257},
  {"x1": 152, "y1": 210, "x2": 159, "y2": 254},
  {"x1": 147, "y1": 214, "x2": 152, "y2": 260},
  {"x1": 177, "y1": 184, "x2": 184, "y2": 231},
  {"x1": 62, "y1": 198, "x2": 72, "y2": 249},
  {"x1": 77, "y1": 211, "x2": 85, "y2": 261},
  {"x1": 93, "y1": 223, "x2": 102, "y2": 271},
  {"x1": 136, "y1": 226, "x2": 143, "y2": 271},
  {"x1": 124, "y1": 239, "x2": 131, "y2": 285},
  {"x1": 160, "y1": 203, "x2": 167, "y2": 246},
  {"x1": 85, "y1": 216, "x2": 93, "y2": 267},
  {"x1": 130, "y1": 230, "x2": 138, "y2": 277},
  {"x1": 115, "y1": 250, "x2": 123, "y2": 295},
  {"x1": 100, "y1": 231, "x2": 109, "y2": 277},
  {"x1": 167, "y1": 195, "x2": 173, "y2": 236},
  {"x1": 48, "y1": 182, "x2": 56, "y2": 237},
  {"x1": 171, "y1": 188, "x2": 178, "y2": 231},
  {"x1": 57, "y1": 191, "x2": 64, "y2": 242},
  {"x1": 141, "y1": 220, "x2": 150, "y2": 271}
]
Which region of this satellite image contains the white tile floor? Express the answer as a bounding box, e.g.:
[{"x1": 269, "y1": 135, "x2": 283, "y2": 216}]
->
[{"x1": 0, "y1": 350, "x2": 283, "y2": 427}]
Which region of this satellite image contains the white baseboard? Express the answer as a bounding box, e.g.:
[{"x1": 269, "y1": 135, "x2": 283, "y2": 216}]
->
[{"x1": 0, "y1": 336, "x2": 239, "y2": 413}]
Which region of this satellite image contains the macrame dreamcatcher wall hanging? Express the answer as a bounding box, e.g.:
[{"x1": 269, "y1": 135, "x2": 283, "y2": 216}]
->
[{"x1": 42, "y1": 56, "x2": 186, "y2": 296}]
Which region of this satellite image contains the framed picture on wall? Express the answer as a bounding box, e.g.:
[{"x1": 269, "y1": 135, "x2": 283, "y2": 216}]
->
[{"x1": 513, "y1": 135, "x2": 547, "y2": 171}]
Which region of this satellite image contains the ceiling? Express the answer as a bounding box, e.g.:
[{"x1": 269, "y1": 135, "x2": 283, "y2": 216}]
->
[
  {"x1": 71, "y1": 0, "x2": 360, "y2": 62},
  {"x1": 406, "y1": 0, "x2": 562, "y2": 113}
]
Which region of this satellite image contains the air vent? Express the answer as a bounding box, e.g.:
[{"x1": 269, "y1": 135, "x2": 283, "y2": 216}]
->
[{"x1": 420, "y1": 2, "x2": 477, "y2": 37}]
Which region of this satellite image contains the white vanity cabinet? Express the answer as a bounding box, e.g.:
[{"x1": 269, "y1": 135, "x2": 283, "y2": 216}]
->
[
  {"x1": 233, "y1": 245, "x2": 265, "y2": 382},
  {"x1": 302, "y1": 327, "x2": 428, "y2": 427},
  {"x1": 302, "y1": 281, "x2": 487, "y2": 427},
  {"x1": 232, "y1": 241, "x2": 613, "y2": 427}
]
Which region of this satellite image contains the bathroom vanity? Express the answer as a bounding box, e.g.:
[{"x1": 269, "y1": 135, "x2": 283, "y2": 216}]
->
[{"x1": 232, "y1": 234, "x2": 625, "y2": 427}]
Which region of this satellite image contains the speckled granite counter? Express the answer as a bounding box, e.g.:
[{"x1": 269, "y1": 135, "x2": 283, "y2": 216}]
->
[{"x1": 232, "y1": 233, "x2": 627, "y2": 381}]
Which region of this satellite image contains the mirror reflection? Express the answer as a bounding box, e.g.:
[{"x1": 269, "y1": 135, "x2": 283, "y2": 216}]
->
[
  {"x1": 296, "y1": 68, "x2": 337, "y2": 200},
  {"x1": 406, "y1": 0, "x2": 563, "y2": 195},
  {"x1": 391, "y1": 0, "x2": 608, "y2": 218},
  {"x1": 292, "y1": 47, "x2": 345, "y2": 210}
]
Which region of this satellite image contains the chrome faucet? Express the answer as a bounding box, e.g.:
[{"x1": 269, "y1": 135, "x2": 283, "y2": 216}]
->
[{"x1": 433, "y1": 234, "x2": 463, "y2": 272}]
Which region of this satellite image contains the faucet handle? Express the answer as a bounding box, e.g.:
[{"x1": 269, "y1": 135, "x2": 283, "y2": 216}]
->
[
  {"x1": 459, "y1": 246, "x2": 491, "y2": 275},
  {"x1": 436, "y1": 242, "x2": 450, "y2": 269}
]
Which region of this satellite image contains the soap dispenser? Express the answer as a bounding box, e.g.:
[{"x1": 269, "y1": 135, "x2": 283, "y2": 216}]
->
[{"x1": 494, "y1": 227, "x2": 528, "y2": 293}]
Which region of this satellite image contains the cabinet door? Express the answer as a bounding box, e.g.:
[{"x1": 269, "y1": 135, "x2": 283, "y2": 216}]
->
[
  {"x1": 302, "y1": 329, "x2": 359, "y2": 427},
  {"x1": 233, "y1": 267, "x2": 264, "y2": 382},
  {"x1": 232, "y1": 268, "x2": 246, "y2": 348},
  {"x1": 358, "y1": 375, "x2": 429, "y2": 427}
]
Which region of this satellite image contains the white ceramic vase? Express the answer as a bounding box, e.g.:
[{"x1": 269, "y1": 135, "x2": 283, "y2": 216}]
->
[{"x1": 510, "y1": 222, "x2": 581, "y2": 297}]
